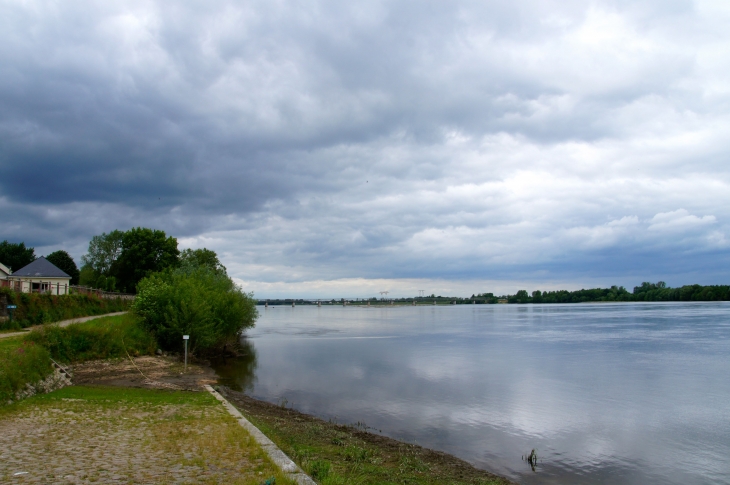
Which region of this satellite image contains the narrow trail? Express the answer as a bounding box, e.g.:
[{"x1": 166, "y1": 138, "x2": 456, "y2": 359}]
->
[{"x1": 0, "y1": 312, "x2": 128, "y2": 339}]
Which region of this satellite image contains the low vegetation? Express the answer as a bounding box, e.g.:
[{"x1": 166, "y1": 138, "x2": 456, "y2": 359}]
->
[
  {"x1": 221, "y1": 389, "x2": 514, "y2": 485},
  {"x1": 0, "y1": 337, "x2": 53, "y2": 404},
  {"x1": 0, "y1": 287, "x2": 130, "y2": 330},
  {"x1": 25, "y1": 313, "x2": 156, "y2": 363},
  {"x1": 1, "y1": 314, "x2": 156, "y2": 405}
]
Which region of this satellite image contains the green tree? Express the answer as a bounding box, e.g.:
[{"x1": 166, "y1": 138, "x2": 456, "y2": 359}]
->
[
  {"x1": 179, "y1": 248, "x2": 227, "y2": 275},
  {"x1": 111, "y1": 228, "x2": 180, "y2": 293},
  {"x1": 0, "y1": 240, "x2": 36, "y2": 272},
  {"x1": 45, "y1": 250, "x2": 80, "y2": 285},
  {"x1": 81, "y1": 230, "x2": 124, "y2": 275},
  {"x1": 133, "y1": 265, "x2": 257, "y2": 353}
]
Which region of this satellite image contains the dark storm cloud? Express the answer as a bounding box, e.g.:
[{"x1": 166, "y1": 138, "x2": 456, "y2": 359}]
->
[{"x1": 1, "y1": 0, "x2": 729, "y2": 296}]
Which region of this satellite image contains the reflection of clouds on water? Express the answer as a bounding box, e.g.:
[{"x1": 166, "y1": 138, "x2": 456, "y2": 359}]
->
[{"x1": 216, "y1": 304, "x2": 730, "y2": 485}]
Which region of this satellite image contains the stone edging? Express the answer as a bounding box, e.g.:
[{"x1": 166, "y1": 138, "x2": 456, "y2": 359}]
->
[{"x1": 204, "y1": 385, "x2": 317, "y2": 485}]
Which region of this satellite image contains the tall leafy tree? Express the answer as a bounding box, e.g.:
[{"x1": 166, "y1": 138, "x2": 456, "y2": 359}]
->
[
  {"x1": 45, "y1": 250, "x2": 80, "y2": 285},
  {"x1": 111, "y1": 227, "x2": 180, "y2": 292},
  {"x1": 179, "y1": 248, "x2": 227, "y2": 275},
  {"x1": 81, "y1": 230, "x2": 124, "y2": 275},
  {"x1": 0, "y1": 240, "x2": 36, "y2": 272}
]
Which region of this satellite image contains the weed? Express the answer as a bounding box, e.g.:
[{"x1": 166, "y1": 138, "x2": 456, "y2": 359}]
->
[
  {"x1": 307, "y1": 459, "x2": 331, "y2": 480},
  {"x1": 24, "y1": 313, "x2": 156, "y2": 363}
]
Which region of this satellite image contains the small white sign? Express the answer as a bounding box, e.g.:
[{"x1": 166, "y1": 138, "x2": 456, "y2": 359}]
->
[{"x1": 183, "y1": 335, "x2": 189, "y2": 340}]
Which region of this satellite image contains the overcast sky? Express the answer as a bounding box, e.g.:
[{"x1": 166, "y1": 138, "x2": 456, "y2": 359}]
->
[{"x1": 1, "y1": 0, "x2": 728, "y2": 298}]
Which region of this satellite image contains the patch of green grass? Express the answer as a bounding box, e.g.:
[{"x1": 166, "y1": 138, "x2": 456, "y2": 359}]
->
[
  {"x1": 0, "y1": 339, "x2": 52, "y2": 404},
  {"x1": 0, "y1": 336, "x2": 25, "y2": 352},
  {"x1": 35, "y1": 384, "x2": 215, "y2": 405},
  {"x1": 235, "y1": 401, "x2": 512, "y2": 485},
  {"x1": 25, "y1": 313, "x2": 156, "y2": 363}
]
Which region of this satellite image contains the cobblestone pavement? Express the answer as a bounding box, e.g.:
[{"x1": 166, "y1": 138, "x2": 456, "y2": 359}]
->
[{"x1": 0, "y1": 388, "x2": 290, "y2": 484}]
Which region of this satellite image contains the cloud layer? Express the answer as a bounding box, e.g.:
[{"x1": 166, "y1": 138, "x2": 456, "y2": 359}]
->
[{"x1": 1, "y1": 0, "x2": 729, "y2": 296}]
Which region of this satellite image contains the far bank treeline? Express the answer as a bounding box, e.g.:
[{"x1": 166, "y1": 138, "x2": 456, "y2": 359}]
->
[{"x1": 475, "y1": 281, "x2": 730, "y2": 304}]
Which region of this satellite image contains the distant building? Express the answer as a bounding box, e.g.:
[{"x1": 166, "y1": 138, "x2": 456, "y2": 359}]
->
[
  {"x1": 8, "y1": 257, "x2": 71, "y2": 295},
  {"x1": 0, "y1": 262, "x2": 10, "y2": 281}
]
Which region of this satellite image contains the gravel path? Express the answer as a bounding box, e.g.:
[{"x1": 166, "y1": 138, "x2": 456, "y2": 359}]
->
[{"x1": 0, "y1": 312, "x2": 128, "y2": 340}]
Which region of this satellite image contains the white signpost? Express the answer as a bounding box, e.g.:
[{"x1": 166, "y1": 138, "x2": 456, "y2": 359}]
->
[{"x1": 183, "y1": 335, "x2": 189, "y2": 371}]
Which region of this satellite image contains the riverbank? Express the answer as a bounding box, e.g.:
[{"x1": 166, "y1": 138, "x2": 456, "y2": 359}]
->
[
  {"x1": 219, "y1": 386, "x2": 516, "y2": 485},
  {"x1": 3, "y1": 351, "x2": 516, "y2": 484},
  {"x1": 74, "y1": 355, "x2": 515, "y2": 484}
]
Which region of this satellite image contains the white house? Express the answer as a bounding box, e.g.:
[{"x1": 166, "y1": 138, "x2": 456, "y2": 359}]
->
[
  {"x1": 8, "y1": 257, "x2": 72, "y2": 295},
  {"x1": 0, "y1": 262, "x2": 10, "y2": 281}
]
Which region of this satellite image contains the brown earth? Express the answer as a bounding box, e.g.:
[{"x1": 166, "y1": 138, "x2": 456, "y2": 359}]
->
[{"x1": 71, "y1": 355, "x2": 217, "y2": 391}]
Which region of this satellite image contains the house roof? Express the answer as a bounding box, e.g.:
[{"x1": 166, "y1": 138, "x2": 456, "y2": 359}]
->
[
  {"x1": 10, "y1": 257, "x2": 71, "y2": 279},
  {"x1": 0, "y1": 262, "x2": 10, "y2": 277}
]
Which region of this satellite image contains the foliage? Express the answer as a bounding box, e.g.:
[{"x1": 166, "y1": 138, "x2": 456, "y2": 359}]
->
[
  {"x1": 25, "y1": 313, "x2": 156, "y2": 363},
  {"x1": 499, "y1": 282, "x2": 730, "y2": 304},
  {"x1": 45, "y1": 250, "x2": 80, "y2": 285},
  {"x1": 179, "y1": 248, "x2": 227, "y2": 275},
  {"x1": 79, "y1": 263, "x2": 98, "y2": 287},
  {"x1": 133, "y1": 266, "x2": 257, "y2": 354},
  {"x1": 0, "y1": 339, "x2": 53, "y2": 404},
  {"x1": 81, "y1": 229, "x2": 124, "y2": 275},
  {"x1": 0, "y1": 240, "x2": 36, "y2": 273},
  {"x1": 111, "y1": 227, "x2": 180, "y2": 293},
  {"x1": 0, "y1": 287, "x2": 130, "y2": 330}
]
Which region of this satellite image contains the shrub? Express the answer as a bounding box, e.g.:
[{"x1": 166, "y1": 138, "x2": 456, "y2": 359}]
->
[
  {"x1": 25, "y1": 313, "x2": 157, "y2": 363},
  {"x1": 132, "y1": 266, "x2": 257, "y2": 354},
  {"x1": 0, "y1": 287, "x2": 130, "y2": 330},
  {"x1": 0, "y1": 340, "x2": 53, "y2": 403}
]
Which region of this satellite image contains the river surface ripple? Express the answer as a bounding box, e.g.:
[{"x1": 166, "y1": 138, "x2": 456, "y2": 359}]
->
[{"x1": 211, "y1": 302, "x2": 730, "y2": 485}]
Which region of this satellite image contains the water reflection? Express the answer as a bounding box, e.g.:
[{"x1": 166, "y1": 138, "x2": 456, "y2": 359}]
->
[
  {"x1": 209, "y1": 338, "x2": 258, "y2": 392},
  {"x1": 210, "y1": 303, "x2": 730, "y2": 485}
]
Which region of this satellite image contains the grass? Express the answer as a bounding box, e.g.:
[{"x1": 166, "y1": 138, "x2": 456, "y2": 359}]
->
[
  {"x1": 0, "y1": 287, "x2": 131, "y2": 330},
  {"x1": 24, "y1": 313, "x2": 156, "y2": 363},
  {"x1": 0, "y1": 385, "x2": 297, "y2": 484},
  {"x1": 1, "y1": 314, "x2": 157, "y2": 406},
  {"x1": 224, "y1": 392, "x2": 513, "y2": 485},
  {"x1": 0, "y1": 337, "x2": 52, "y2": 404}
]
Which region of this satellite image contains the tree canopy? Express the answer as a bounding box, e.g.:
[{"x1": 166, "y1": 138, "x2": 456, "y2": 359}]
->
[
  {"x1": 179, "y1": 248, "x2": 227, "y2": 275},
  {"x1": 132, "y1": 265, "x2": 257, "y2": 353},
  {"x1": 0, "y1": 240, "x2": 36, "y2": 272},
  {"x1": 45, "y1": 250, "x2": 80, "y2": 285},
  {"x1": 111, "y1": 228, "x2": 180, "y2": 293},
  {"x1": 81, "y1": 230, "x2": 124, "y2": 275}
]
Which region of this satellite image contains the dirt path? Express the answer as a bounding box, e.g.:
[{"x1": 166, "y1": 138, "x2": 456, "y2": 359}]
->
[{"x1": 0, "y1": 312, "x2": 128, "y2": 339}]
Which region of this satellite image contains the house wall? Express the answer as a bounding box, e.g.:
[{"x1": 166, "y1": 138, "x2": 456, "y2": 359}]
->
[{"x1": 7, "y1": 278, "x2": 71, "y2": 295}]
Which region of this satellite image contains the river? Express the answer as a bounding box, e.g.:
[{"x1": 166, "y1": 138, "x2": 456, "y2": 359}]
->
[{"x1": 211, "y1": 302, "x2": 730, "y2": 484}]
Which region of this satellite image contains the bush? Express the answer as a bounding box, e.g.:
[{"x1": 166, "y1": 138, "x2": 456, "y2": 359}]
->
[
  {"x1": 25, "y1": 314, "x2": 157, "y2": 363},
  {"x1": 0, "y1": 340, "x2": 53, "y2": 403},
  {"x1": 0, "y1": 287, "x2": 130, "y2": 330},
  {"x1": 132, "y1": 266, "x2": 257, "y2": 354}
]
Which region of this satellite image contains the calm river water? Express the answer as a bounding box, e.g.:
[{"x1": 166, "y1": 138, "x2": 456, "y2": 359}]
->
[{"x1": 211, "y1": 303, "x2": 730, "y2": 484}]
